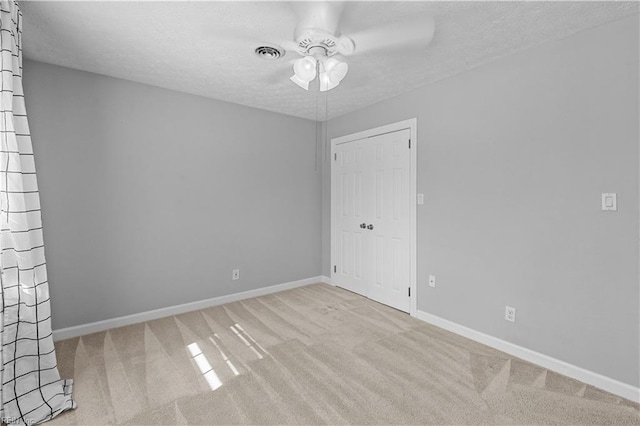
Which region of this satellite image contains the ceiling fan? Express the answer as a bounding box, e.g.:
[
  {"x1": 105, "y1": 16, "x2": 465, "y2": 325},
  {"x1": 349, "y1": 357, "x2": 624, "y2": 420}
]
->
[{"x1": 256, "y1": 2, "x2": 436, "y2": 92}]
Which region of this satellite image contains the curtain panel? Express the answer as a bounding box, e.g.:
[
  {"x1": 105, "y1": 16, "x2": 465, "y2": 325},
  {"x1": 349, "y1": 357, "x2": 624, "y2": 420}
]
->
[{"x1": 0, "y1": 1, "x2": 75, "y2": 424}]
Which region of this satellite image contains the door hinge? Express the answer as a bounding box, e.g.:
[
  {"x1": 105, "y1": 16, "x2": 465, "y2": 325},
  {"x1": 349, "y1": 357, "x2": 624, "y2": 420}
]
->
[
  {"x1": 408, "y1": 287, "x2": 411, "y2": 297},
  {"x1": 408, "y1": 139, "x2": 411, "y2": 149},
  {"x1": 334, "y1": 153, "x2": 337, "y2": 161},
  {"x1": 334, "y1": 265, "x2": 337, "y2": 273}
]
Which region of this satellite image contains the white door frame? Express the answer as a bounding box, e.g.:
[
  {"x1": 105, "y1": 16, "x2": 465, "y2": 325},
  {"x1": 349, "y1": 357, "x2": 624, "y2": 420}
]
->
[{"x1": 330, "y1": 118, "x2": 418, "y2": 317}]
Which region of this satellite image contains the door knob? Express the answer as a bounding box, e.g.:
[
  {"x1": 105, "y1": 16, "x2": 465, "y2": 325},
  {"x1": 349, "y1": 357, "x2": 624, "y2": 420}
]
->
[
  {"x1": 360, "y1": 223, "x2": 366, "y2": 229},
  {"x1": 367, "y1": 224, "x2": 374, "y2": 230}
]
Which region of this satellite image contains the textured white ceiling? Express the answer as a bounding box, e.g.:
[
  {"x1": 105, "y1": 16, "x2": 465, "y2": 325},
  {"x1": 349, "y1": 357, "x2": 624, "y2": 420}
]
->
[{"x1": 20, "y1": 1, "x2": 639, "y2": 121}]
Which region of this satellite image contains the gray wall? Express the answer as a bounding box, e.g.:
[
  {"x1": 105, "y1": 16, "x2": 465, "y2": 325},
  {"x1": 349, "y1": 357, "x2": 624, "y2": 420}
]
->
[
  {"x1": 23, "y1": 60, "x2": 321, "y2": 330},
  {"x1": 323, "y1": 15, "x2": 639, "y2": 386}
]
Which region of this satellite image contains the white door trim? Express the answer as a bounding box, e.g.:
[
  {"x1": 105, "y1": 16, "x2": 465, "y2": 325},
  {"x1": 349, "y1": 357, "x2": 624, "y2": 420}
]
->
[{"x1": 330, "y1": 118, "x2": 418, "y2": 317}]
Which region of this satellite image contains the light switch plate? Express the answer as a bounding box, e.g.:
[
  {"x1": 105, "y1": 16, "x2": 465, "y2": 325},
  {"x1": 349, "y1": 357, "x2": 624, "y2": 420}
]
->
[
  {"x1": 602, "y1": 193, "x2": 617, "y2": 211},
  {"x1": 417, "y1": 193, "x2": 424, "y2": 205}
]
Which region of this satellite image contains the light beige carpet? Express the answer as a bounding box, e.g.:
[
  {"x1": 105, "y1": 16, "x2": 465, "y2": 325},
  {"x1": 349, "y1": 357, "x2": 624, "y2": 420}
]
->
[{"x1": 50, "y1": 283, "x2": 639, "y2": 425}]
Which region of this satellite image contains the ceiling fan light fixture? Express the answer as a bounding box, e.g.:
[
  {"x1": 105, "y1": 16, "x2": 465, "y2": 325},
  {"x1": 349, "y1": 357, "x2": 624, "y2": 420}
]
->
[
  {"x1": 293, "y1": 56, "x2": 317, "y2": 82},
  {"x1": 290, "y1": 74, "x2": 310, "y2": 90},
  {"x1": 289, "y1": 50, "x2": 347, "y2": 92},
  {"x1": 319, "y1": 71, "x2": 339, "y2": 92},
  {"x1": 324, "y1": 58, "x2": 348, "y2": 83}
]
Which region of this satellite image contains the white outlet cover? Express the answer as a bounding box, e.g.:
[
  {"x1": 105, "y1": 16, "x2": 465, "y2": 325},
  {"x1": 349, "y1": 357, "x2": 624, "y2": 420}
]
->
[
  {"x1": 232, "y1": 269, "x2": 240, "y2": 280},
  {"x1": 417, "y1": 193, "x2": 425, "y2": 205},
  {"x1": 505, "y1": 306, "x2": 516, "y2": 322}
]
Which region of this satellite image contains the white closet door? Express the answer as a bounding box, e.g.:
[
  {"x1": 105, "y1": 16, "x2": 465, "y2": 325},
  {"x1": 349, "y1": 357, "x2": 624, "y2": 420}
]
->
[
  {"x1": 333, "y1": 128, "x2": 411, "y2": 313},
  {"x1": 366, "y1": 129, "x2": 411, "y2": 312},
  {"x1": 333, "y1": 140, "x2": 372, "y2": 297}
]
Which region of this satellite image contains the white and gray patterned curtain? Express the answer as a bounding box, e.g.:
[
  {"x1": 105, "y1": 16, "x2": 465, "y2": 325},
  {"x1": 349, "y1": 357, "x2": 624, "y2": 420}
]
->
[{"x1": 0, "y1": 1, "x2": 75, "y2": 424}]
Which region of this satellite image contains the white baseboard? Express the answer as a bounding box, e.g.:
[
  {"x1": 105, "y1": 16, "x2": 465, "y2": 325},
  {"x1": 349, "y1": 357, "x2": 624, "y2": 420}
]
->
[
  {"x1": 319, "y1": 275, "x2": 333, "y2": 285},
  {"x1": 416, "y1": 310, "x2": 640, "y2": 403},
  {"x1": 53, "y1": 276, "x2": 323, "y2": 342}
]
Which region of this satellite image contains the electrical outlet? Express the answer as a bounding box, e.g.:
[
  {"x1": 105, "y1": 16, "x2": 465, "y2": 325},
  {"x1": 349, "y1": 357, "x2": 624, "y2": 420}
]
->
[
  {"x1": 505, "y1": 306, "x2": 516, "y2": 322},
  {"x1": 232, "y1": 269, "x2": 240, "y2": 280},
  {"x1": 428, "y1": 275, "x2": 436, "y2": 288}
]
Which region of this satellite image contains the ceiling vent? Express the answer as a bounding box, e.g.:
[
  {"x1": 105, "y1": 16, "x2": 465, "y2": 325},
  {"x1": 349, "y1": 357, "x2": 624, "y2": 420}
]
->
[{"x1": 254, "y1": 45, "x2": 285, "y2": 60}]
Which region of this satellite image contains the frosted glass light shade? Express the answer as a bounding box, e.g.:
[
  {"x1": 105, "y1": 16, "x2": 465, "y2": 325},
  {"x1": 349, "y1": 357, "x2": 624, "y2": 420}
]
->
[
  {"x1": 319, "y1": 72, "x2": 339, "y2": 92},
  {"x1": 293, "y1": 56, "x2": 317, "y2": 82},
  {"x1": 290, "y1": 74, "x2": 310, "y2": 90},
  {"x1": 324, "y1": 58, "x2": 348, "y2": 83}
]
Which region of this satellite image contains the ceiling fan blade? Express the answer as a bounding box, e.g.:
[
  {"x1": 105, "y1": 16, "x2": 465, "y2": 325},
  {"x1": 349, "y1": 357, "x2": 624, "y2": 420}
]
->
[
  {"x1": 290, "y1": 1, "x2": 345, "y2": 40},
  {"x1": 344, "y1": 15, "x2": 435, "y2": 56}
]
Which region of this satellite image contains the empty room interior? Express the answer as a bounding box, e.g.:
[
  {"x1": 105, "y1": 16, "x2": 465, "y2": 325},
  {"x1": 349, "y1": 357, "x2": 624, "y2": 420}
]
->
[{"x1": 0, "y1": 0, "x2": 638, "y2": 425}]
